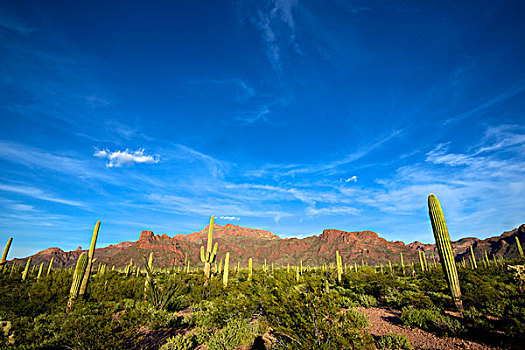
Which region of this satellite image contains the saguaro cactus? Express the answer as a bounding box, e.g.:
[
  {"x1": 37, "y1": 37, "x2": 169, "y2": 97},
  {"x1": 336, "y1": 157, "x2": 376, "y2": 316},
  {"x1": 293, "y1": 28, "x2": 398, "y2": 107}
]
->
[
  {"x1": 79, "y1": 221, "x2": 100, "y2": 298},
  {"x1": 22, "y1": 258, "x2": 31, "y2": 281},
  {"x1": 418, "y1": 250, "x2": 425, "y2": 272},
  {"x1": 428, "y1": 194, "x2": 463, "y2": 313},
  {"x1": 200, "y1": 216, "x2": 218, "y2": 285},
  {"x1": 336, "y1": 251, "x2": 342, "y2": 283},
  {"x1": 67, "y1": 252, "x2": 88, "y2": 312},
  {"x1": 516, "y1": 236, "x2": 524, "y2": 259},
  {"x1": 0, "y1": 237, "x2": 13, "y2": 270},
  {"x1": 400, "y1": 253, "x2": 405, "y2": 274},
  {"x1": 248, "y1": 258, "x2": 253, "y2": 281},
  {"x1": 469, "y1": 245, "x2": 477, "y2": 269},
  {"x1": 144, "y1": 252, "x2": 154, "y2": 298},
  {"x1": 36, "y1": 262, "x2": 44, "y2": 280},
  {"x1": 47, "y1": 257, "x2": 54, "y2": 276},
  {"x1": 223, "y1": 252, "x2": 230, "y2": 288}
]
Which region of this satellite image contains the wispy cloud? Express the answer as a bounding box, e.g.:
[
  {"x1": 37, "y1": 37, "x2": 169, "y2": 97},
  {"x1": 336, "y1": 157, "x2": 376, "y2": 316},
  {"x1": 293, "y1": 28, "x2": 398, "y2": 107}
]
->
[
  {"x1": 0, "y1": 14, "x2": 35, "y2": 36},
  {"x1": 0, "y1": 141, "x2": 111, "y2": 182},
  {"x1": 444, "y1": 84, "x2": 525, "y2": 125},
  {"x1": 246, "y1": 129, "x2": 403, "y2": 177},
  {"x1": 241, "y1": 0, "x2": 299, "y2": 69},
  {"x1": 0, "y1": 183, "x2": 84, "y2": 207},
  {"x1": 93, "y1": 148, "x2": 160, "y2": 168}
]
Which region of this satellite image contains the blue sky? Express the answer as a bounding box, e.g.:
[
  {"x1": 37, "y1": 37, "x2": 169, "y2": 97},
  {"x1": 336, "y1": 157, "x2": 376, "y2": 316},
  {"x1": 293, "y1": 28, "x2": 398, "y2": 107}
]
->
[{"x1": 1, "y1": 0, "x2": 524, "y2": 258}]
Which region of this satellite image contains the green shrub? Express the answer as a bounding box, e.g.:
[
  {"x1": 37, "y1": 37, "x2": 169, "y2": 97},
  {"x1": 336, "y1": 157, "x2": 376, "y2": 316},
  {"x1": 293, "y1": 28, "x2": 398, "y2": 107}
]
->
[
  {"x1": 357, "y1": 294, "x2": 377, "y2": 308},
  {"x1": 160, "y1": 333, "x2": 195, "y2": 350},
  {"x1": 377, "y1": 332, "x2": 413, "y2": 350},
  {"x1": 205, "y1": 317, "x2": 258, "y2": 350},
  {"x1": 400, "y1": 307, "x2": 464, "y2": 337}
]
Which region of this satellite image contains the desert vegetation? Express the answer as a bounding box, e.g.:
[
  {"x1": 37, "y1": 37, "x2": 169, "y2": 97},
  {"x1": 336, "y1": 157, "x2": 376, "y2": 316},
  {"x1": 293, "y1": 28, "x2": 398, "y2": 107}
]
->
[{"x1": 0, "y1": 196, "x2": 524, "y2": 349}]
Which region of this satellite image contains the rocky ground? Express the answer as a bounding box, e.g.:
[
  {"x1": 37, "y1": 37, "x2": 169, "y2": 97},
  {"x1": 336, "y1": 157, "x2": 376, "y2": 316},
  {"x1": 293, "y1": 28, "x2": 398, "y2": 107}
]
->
[{"x1": 359, "y1": 307, "x2": 510, "y2": 350}]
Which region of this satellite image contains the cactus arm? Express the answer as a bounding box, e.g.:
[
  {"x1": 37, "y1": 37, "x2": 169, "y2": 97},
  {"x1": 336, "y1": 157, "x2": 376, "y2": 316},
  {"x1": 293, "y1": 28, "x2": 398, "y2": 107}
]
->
[
  {"x1": 200, "y1": 246, "x2": 205, "y2": 262},
  {"x1": 428, "y1": 194, "x2": 463, "y2": 313}
]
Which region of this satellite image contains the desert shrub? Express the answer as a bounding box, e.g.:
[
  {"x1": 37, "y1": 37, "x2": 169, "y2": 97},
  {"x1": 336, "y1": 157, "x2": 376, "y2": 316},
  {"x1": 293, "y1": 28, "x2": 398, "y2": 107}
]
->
[
  {"x1": 377, "y1": 332, "x2": 413, "y2": 350},
  {"x1": 356, "y1": 294, "x2": 377, "y2": 308},
  {"x1": 400, "y1": 307, "x2": 464, "y2": 337},
  {"x1": 7, "y1": 301, "x2": 138, "y2": 349},
  {"x1": 262, "y1": 278, "x2": 373, "y2": 350},
  {"x1": 160, "y1": 333, "x2": 195, "y2": 350},
  {"x1": 205, "y1": 317, "x2": 259, "y2": 350}
]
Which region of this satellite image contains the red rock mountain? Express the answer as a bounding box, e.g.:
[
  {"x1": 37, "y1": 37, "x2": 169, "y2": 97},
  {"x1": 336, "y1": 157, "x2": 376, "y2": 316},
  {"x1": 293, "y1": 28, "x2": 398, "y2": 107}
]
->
[{"x1": 10, "y1": 223, "x2": 525, "y2": 269}]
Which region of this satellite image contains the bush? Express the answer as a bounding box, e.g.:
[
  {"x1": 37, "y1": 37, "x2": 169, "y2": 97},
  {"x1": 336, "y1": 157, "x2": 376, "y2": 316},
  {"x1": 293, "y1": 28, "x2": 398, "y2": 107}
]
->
[
  {"x1": 160, "y1": 333, "x2": 195, "y2": 350},
  {"x1": 377, "y1": 332, "x2": 413, "y2": 350},
  {"x1": 400, "y1": 307, "x2": 464, "y2": 337},
  {"x1": 205, "y1": 317, "x2": 259, "y2": 350}
]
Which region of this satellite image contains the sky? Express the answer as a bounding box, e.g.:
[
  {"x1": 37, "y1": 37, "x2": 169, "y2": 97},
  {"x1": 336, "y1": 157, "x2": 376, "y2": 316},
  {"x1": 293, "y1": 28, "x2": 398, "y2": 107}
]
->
[{"x1": 0, "y1": 0, "x2": 524, "y2": 258}]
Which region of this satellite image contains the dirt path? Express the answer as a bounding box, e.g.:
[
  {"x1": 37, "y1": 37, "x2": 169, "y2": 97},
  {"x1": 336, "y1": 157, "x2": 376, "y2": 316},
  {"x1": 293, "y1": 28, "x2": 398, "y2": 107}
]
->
[{"x1": 359, "y1": 307, "x2": 505, "y2": 350}]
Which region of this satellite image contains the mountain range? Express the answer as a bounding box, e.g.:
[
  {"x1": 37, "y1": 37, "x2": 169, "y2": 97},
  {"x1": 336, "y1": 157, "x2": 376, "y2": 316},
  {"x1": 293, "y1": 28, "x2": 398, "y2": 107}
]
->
[{"x1": 10, "y1": 223, "x2": 525, "y2": 269}]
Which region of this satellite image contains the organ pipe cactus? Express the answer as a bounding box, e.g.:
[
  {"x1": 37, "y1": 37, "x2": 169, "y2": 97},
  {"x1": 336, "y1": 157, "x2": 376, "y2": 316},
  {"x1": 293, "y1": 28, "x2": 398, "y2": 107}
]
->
[
  {"x1": 0, "y1": 237, "x2": 13, "y2": 269},
  {"x1": 47, "y1": 257, "x2": 54, "y2": 276},
  {"x1": 22, "y1": 258, "x2": 31, "y2": 281},
  {"x1": 200, "y1": 215, "x2": 218, "y2": 285},
  {"x1": 336, "y1": 251, "x2": 342, "y2": 283},
  {"x1": 67, "y1": 252, "x2": 88, "y2": 312},
  {"x1": 428, "y1": 194, "x2": 463, "y2": 313},
  {"x1": 79, "y1": 221, "x2": 100, "y2": 298},
  {"x1": 223, "y1": 252, "x2": 230, "y2": 288},
  {"x1": 516, "y1": 236, "x2": 524, "y2": 259}
]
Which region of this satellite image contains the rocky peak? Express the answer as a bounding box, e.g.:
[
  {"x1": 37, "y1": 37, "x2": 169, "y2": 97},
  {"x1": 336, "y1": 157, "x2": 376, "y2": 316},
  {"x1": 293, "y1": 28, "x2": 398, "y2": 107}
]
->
[
  {"x1": 37, "y1": 247, "x2": 64, "y2": 255},
  {"x1": 138, "y1": 230, "x2": 155, "y2": 242}
]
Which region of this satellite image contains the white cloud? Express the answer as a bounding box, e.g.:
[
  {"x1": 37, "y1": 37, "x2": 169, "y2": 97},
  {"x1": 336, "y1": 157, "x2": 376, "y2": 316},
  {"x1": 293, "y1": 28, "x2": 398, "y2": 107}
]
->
[
  {"x1": 345, "y1": 176, "x2": 357, "y2": 183},
  {"x1": 93, "y1": 148, "x2": 159, "y2": 168},
  {"x1": 218, "y1": 216, "x2": 240, "y2": 221}
]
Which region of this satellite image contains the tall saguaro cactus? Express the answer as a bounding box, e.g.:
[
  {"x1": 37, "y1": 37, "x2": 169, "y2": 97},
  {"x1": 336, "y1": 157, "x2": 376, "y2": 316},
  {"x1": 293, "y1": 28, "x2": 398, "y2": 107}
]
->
[
  {"x1": 22, "y1": 258, "x2": 31, "y2": 281},
  {"x1": 336, "y1": 251, "x2": 342, "y2": 283},
  {"x1": 47, "y1": 257, "x2": 54, "y2": 276},
  {"x1": 79, "y1": 221, "x2": 100, "y2": 298},
  {"x1": 516, "y1": 236, "x2": 524, "y2": 259},
  {"x1": 428, "y1": 194, "x2": 463, "y2": 313},
  {"x1": 200, "y1": 216, "x2": 218, "y2": 285},
  {"x1": 144, "y1": 252, "x2": 154, "y2": 298},
  {"x1": 223, "y1": 252, "x2": 230, "y2": 288},
  {"x1": 469, "y1": 245, "x2": 477, "y2": 269},
  {"x1": 248, "y1": 258, "x2": 253, "y2": 281},
  {"x1": 0, "y1": 237, "x2": 13, "y2": 270},
  {"x1": 67, "y1": 252, "x2": 88, "y2": 312}
]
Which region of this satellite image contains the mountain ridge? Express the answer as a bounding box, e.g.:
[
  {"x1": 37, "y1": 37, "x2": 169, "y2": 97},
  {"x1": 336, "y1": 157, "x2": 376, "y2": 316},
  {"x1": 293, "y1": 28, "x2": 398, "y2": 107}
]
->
[{"x1": 9, "y1": 223, "x2": 525, "y2": 269}]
